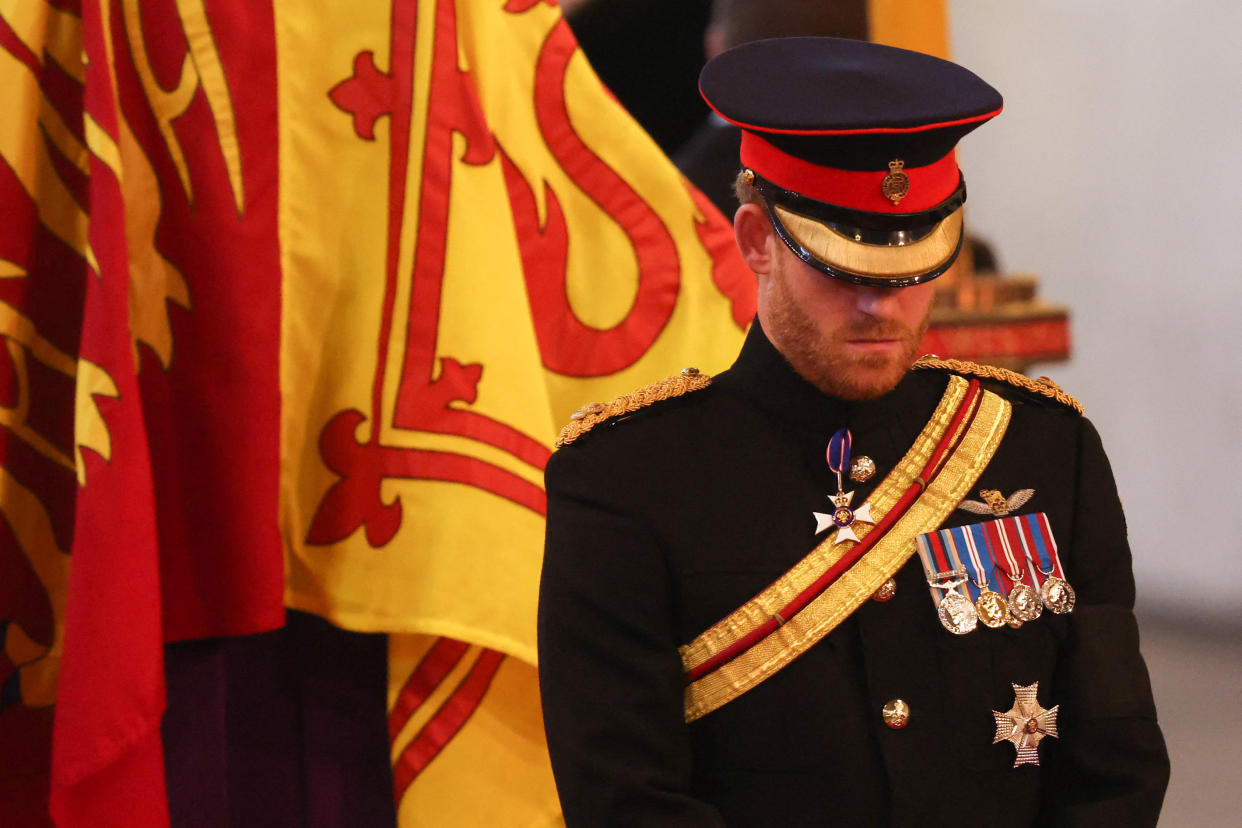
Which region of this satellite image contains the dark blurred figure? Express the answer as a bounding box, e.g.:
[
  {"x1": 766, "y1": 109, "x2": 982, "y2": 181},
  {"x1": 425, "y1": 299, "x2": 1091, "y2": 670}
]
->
[
  {"x1": 566, "y1": 0, "x2": 714, "y2": 155},
  {"x1": 674, "y1": 0, "x2": 869, "y2": 217}
]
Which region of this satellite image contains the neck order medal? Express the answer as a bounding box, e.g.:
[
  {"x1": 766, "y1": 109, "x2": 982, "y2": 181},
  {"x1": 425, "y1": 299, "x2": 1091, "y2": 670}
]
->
[{"x1": 812, "y1": 428, "x2": 875, "y2": 544}]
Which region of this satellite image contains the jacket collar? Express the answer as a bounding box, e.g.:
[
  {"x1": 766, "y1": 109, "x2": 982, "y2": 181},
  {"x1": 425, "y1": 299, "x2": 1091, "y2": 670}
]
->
[{"x1": 713, "y1": 319, "x2": 947, "y2": 457}]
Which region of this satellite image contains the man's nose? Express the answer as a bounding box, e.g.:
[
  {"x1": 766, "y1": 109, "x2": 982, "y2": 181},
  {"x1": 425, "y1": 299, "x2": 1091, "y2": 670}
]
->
[{"x1": 853, "y1": 286, "x2": 902, "y2": 317}]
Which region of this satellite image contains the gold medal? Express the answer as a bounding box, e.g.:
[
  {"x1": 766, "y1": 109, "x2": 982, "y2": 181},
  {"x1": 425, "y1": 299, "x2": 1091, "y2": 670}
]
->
[
  {"x1": 955, "y1": 525, "x2": 1008, "y2": 629},
  {"x1": 975, "y1": 585, "x2": 1009, "y2": 629}
]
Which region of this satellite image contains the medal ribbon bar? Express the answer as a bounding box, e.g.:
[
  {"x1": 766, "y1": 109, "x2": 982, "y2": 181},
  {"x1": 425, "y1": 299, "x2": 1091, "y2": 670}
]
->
[
  {"x1": 917, "y1": 512, "x2": 1071, "y2": 632},
  {"x1": 918, "y1": 522, "x2": 1004, "y2": 605},
  {"x1": 1018, "y1": 513, "x2": 1064, "y2": 581}
]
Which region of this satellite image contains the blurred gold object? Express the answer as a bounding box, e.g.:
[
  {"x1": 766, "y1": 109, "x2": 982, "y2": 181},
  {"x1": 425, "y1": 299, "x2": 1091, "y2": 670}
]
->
[
  {"x1": 850, "y1": 455, "x2": 876, "y2": 483},
  {"x1": 882, "y1": 699, "x2": 910, "y2": 729},
  {"x1": 871, "y1": 577, "x2": 897, "y2": 602},
  {"x1": 923, "y1": 222, "x2": 1071, "y2": 373},
  {"x1": 881, "y1": 159, "x2": 910, "y2": 204}
]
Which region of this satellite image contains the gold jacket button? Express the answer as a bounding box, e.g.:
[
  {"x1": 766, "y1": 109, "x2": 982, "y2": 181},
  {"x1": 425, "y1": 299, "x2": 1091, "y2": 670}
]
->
[
  {"x1": 871, "y1": 577, "x2": 897, "y2": 602},
  {"x1": 882, "y1": 699, "x2": 910, "y2": 730},
  {"x1": 850, "y1": 455, "x2": 876, "y2": 483}
]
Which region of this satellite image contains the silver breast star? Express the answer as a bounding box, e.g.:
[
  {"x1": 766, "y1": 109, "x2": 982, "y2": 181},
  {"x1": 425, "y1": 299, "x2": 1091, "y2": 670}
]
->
[{"x1": 992, "y1": 682, "x2": 1059, "y2": 767}]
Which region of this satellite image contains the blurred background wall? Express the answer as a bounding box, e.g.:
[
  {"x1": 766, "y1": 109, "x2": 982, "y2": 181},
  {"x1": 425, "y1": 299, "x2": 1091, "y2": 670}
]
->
[
  {"x1": 948, "y1": 0, "x2": 1242, "y2": 630},
  {"x1": 946, "y1": 7, "x2": 1242, "y2": 818}
]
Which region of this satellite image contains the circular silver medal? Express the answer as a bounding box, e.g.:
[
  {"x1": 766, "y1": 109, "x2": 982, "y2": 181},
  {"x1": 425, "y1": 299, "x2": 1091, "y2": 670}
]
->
[
  {"x1": 1040, "y1": 576, "x2": 1076, "y2": 614},
  {"x1": 938, "y1": 590, "x2": 978, "y2": 635},
  {"x1": 1008, "y1": 582, "x2": 1043, "y2": 623},
  {"x1": 975, "y1": 588, "x2": 1010, "y2": 629}
]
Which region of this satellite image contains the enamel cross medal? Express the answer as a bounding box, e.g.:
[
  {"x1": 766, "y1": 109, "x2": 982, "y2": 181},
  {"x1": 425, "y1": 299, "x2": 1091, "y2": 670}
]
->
[{"x1": 813, "y1": 428, "x2": 875, "y2": 544}]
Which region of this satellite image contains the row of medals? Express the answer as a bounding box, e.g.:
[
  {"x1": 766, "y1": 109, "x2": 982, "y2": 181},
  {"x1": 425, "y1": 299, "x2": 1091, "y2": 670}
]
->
[
  {"x1": 931, "y1": 565, "x2": 1076, "y2": 635},
  {"x1": 837, "y1": 447, "x2": 1075, "y2": 635}
]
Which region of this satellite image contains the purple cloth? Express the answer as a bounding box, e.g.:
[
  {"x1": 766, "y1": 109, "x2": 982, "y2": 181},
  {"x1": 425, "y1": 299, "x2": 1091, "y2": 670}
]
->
[{"x1": 162, "y1": 610, "x2": 395, "y2": 827}]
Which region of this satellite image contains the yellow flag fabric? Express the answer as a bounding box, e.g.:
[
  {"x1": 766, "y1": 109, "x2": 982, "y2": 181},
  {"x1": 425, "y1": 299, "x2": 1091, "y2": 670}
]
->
[
  {"x1": 281, "y1": 0, "x2": 752, "y2": 660},
  {"x1": 276, "y1": 0, "x2": 752, "y2": 820},
  {"x1": 388, "y1": 634, "x2": 565, "y2": 826},
  {"x1": 1, "y1": 0, "x2": 752, "y2": 822}
]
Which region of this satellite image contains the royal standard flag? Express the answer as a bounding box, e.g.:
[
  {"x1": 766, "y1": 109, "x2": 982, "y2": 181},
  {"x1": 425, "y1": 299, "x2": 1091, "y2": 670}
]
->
[
  {"x1": 1, "y1": 0, "x2": 753, "y2": 824},
  {"x1": 283, "y1": 1, "x2": 751, "y2": 821}
]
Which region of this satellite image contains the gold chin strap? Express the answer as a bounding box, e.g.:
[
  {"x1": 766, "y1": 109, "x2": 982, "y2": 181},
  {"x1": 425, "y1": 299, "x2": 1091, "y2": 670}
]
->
[{"x1": 681, "y1": 376, "x2": 1011, "y2": 722}]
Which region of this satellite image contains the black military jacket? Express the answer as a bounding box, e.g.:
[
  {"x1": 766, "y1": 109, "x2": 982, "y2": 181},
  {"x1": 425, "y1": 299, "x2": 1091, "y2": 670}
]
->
[{"x1": 539, "y1": 323, "x2": 1168, "y2": 827}]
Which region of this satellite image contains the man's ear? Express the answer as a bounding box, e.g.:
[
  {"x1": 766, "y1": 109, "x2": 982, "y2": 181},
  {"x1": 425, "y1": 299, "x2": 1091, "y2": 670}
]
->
[{"x1": 733, "y1": 203, "x2": 775, "y2": 275}]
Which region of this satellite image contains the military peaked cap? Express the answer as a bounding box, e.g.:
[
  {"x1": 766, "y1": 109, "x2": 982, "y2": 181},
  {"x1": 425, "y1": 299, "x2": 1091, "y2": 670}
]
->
[{"x1": 700, "y1": 37, "x2": 1002, "y2": 286}]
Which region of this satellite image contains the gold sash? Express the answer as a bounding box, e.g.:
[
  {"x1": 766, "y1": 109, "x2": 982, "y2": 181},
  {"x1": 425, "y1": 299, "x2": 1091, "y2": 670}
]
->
[{"x1": 681, "y1": 376, "x2": 1011, "y2": 721}]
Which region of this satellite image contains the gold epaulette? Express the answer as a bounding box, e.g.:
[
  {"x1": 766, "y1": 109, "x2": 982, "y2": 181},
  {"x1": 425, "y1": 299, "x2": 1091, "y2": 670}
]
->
[
  {"x1": 912, "y1": 356, "x2": 1083, "y2": 415},
  {"x1": 555, "y1": 368, "x2": 712, "y2": 448}
]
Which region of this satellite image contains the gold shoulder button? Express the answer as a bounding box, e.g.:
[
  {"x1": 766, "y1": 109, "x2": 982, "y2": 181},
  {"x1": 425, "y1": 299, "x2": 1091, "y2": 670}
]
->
[
  {"x1": 556, "y1": 367, "x2": 712, "y2": 448},
  {"x1": 911, "y1": 356, "x2": 1083, "y2": 415}
]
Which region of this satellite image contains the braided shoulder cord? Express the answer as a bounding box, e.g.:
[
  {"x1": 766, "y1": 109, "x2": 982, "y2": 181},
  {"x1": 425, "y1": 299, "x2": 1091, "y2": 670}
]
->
[
  {"x1": 555, "y1": 368, "x2": 713, "y2": 448},
  {"x1": 912, "y1": 356, "x2": 1083, "y2": 415}
]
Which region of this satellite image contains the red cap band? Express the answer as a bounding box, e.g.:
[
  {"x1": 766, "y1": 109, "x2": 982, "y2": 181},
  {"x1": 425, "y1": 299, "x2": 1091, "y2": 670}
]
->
[{"x1": 740, "y1": 132, "x2": 960, "y2": 214}]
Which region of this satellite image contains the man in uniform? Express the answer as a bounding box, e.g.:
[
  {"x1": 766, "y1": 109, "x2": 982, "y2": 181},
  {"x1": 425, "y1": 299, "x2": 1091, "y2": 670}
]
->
[{"x1": 538, "y1": 38, "x2": 1169, "y2": 826}]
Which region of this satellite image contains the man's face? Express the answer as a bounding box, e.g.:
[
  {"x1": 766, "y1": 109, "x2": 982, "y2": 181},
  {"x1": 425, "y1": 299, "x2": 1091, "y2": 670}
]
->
[{"x1": 758, "y1": 233, "x2": 935, "y2": 401}]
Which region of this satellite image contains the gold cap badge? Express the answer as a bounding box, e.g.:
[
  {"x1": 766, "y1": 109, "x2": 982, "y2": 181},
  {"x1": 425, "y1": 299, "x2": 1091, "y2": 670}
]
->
[{"x1": 881, "y1": 159, "x2": 910, "y2": 205}]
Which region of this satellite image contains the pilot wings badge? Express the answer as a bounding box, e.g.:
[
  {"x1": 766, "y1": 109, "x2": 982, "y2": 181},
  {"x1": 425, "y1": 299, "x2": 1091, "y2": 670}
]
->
[{"x1": 958, "y1": 488, "x2": 1035, "y2": 517}]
